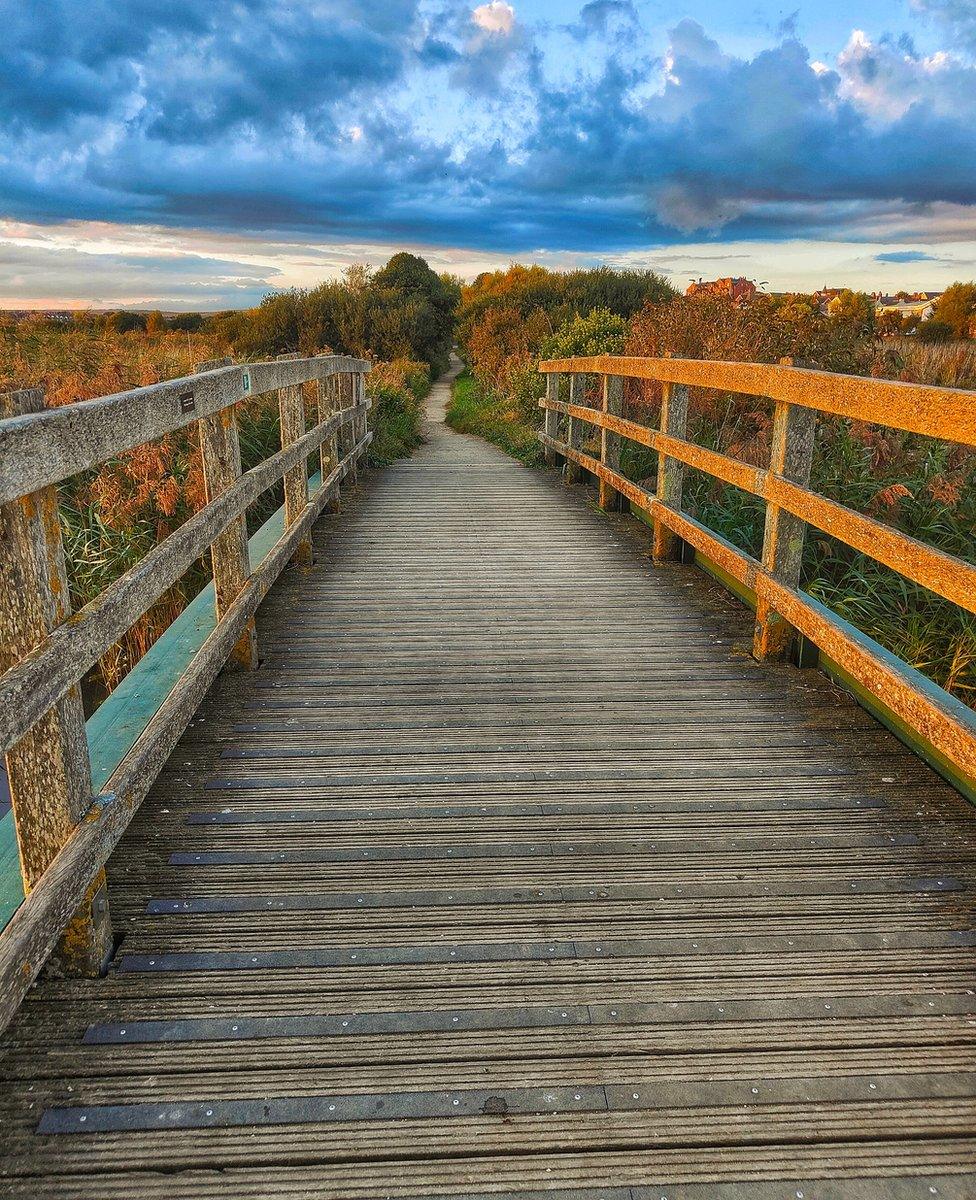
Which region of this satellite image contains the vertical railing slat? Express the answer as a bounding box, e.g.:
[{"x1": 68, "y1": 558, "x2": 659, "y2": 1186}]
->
[
  {"x1": 316, "y1": 363, "x2": 340, "y2": 512},
  {"x1": 0, "y1": 387, "x2": 112, "y2": 975},
  {"x1": 566, "y1": 373, "x2": 586, "y2": 484},
  {"x1": 543, "y1": 373, "x2": 560, "y2": 466},
  {"x1": 653, "y1": 381, "x2": 689, "y2": 561},
  {"x1": 599, "y1": 374, "x2": 623, "y2": 511},
  {"x1": 754, "y1": 394, "x2": 817, "y2": 660},
  {"x1": 196, "y1": 358, "x2": 258, "y2": 670},
  {"x1": 277, "y1": 353, "x2": 313, "y2": 567}
]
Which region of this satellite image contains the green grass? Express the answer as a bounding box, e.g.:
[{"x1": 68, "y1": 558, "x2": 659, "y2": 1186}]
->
[{"x1": 446, "y1": 372, "x2": 543, "y2": 465}]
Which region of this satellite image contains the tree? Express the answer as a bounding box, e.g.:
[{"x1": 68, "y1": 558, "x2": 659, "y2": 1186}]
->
[
  {"x1": 877, "y1": 310, "x2": 907, "y2": 337},
  {"x1": 170, "y1": 312, "x2": 204, "y2": 332},
  {"x1": 916, "y1": 319, "x2": 954, "y2": 344},
  {"x1": 373, "y1": 252, "x2": 458, "y2": 374},
  {"x1": 827, "y1": 290, "x2": 875, "y2": 334},
  {"x1": 933, "y1": 282, "x2": 976, "y2": 340},
  {"x1": 106, "y1": 310, "x2": 148, "y2": 333}
]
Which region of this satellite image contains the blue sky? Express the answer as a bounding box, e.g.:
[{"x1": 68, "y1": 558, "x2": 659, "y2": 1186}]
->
[{"x1": 0, "y1": 0, "x2": 974, "y2": 307}]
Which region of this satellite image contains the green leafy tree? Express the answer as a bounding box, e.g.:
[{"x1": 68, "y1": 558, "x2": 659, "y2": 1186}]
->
[
  {"x1": 933, "y1": 282, "x2": 976, "y2": 339},
  {"x1": 827, "y1": 290, "x2": 875, "y2": 334}
]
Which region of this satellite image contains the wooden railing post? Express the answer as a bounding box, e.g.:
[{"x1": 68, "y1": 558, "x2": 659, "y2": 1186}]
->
[
  {"x1": 338, "y1": 371, "x2": 357, "y2": 485},
  {"x1": 276, "y1": 353, "x2": 313, "y2": 567},
  {"x1": 753, "y1": 393, "x2": 817, "y2": 660},
  {"x1": 543, "y1": 372, "x2": 560, "y2": 466},
  {"x1": 196, "y1": 358, "x2": 258, "y2": 670},
  {"x1": 0, "y1": 387, "x2": 112, "y2": 976},
  {"x1": 316, "y1": 362, "x2": 341, "y2": 513},
  {"x1": 599, "y1": 374, "x2": 624, "y2": 511},
  {"x1": 566, "y1": 373, "x2": 586, "y2": 484},
  {"x1": 353, "y1": 370, "x2": 367, "y2": 474},
  {"x1": 653, "y1": 381, "x2": 689, "y2": 561}
]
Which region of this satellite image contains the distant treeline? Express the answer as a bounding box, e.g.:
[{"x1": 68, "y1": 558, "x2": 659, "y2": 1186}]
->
[{"x1": 54, "y1": 253, "x2": 463, "y2": 377}]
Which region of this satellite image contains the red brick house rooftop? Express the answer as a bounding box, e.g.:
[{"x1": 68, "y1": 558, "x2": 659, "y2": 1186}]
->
[{"x1": 686, "y1": 277, "x2": 758, "y2": 303}]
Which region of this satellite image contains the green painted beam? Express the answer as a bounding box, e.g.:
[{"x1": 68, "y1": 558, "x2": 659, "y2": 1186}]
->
[
  {"x1": 0, "y1": 812, "x2": 21, "y2": 931},
  {"x1": 86, "y1": 470, "x2": 317, "y2": 790}
]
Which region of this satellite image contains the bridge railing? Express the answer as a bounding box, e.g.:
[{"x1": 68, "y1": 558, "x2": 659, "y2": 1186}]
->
[
  {"x1": 0, "y1": 353, "x2": 370, "y2": 1028},
  {"x1": 538, "y1": 354, "x2": 976, "y2": 798}
]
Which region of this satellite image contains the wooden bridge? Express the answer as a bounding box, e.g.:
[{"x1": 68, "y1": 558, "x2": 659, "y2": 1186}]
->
[{"x1": 0, "y1": 351, "x2": 975, "y2": 1196}]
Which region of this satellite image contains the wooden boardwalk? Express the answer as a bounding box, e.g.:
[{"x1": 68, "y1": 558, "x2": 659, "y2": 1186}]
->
[{"x1": 2, "y1": 373, "x2": 976, "y2": 1197}]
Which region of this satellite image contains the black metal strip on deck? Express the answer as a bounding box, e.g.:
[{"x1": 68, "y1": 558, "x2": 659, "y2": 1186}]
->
[
  {"x1": 115, "y1": 928, "x2": 976, "y2": 973},
  {"x1": 82, "y1": 992, "x2": 976, "y2": 1045},
  {"x1": 143, "y1": 875, "x2": 963, "y2": 914},
  {"x1": 184, "y1": 795, "x2": 887, "y2": 822},
  {"x1": 168, "y1": 832, "x2": 921, "y2": 865},
  {"x1": 37, "y1": 1070, "x2": 976, "y2": 1135}
]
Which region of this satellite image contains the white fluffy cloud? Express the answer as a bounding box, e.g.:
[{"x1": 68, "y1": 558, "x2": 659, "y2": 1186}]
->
[{"x1": 472, "y1": 2, "x2": 515, "y2": 36}]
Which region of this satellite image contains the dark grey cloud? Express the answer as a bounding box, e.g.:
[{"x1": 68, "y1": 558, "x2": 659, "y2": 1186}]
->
[{"x1": 0, "y1": 4, "x2": 973, "y2": 256}]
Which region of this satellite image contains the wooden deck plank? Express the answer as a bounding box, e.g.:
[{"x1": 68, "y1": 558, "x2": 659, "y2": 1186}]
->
[{"x1": 1, "y1": 369, "x2": 975, "y2": 1195}]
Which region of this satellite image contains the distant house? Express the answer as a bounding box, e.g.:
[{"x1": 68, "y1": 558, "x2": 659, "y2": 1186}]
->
[
  {"x1": 812, "y1": 287, "x2": 846, "y2": 313},
  {"x1": 686, "y1": 277, "x2": 758, "y2": 304},
  {"x1": 874, "y1": 291, "x2": 941, "y2": 321}
]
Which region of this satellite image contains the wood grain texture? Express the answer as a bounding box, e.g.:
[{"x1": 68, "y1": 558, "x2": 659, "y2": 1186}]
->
[
  {"x1": 753, "y1": 395, "x2": 817, "y2": 660},
  {"x1": 539, "y1": 354, "x2": 976, "y2": 446},
  {"x1": 276, "y1": 353, "x2": 313, "y2": 567},
  {"x1": 0, "y1": 406, "x2": 360, "y2": 755},
  {"x1": 196, "y1": 357, "x2": 258, "y2": 671},
  {"x1": 539, "y1": 397, "x2": 976, "y2": 615},
  {"x1": 0, "y1": 432, "x2": 370, "y2": 1034},
  {"x1": 0, "y1": 388, "x2": 110, "y2": 977},
  {"x1": 566, "y1": 373, "x2": 588, "y2": 485},
  {"x1": 0, "y1": 379, "x2": 973, "y2": 1195},
  {"x1": 653, "y1": 380, "x2": 688, "y2": 561},
  {"x1": 598, "y1": 374, "x2": 623, "y2": 511},
  {"x1": 0, "y1": 355, "x2": 370, "y2": 505}
]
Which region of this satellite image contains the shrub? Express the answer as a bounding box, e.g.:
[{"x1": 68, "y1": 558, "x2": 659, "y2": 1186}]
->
[
  {"x1": 916, "y1": 319, "x2": 955, "y2": 344},
  {"x1": 365, "y1": 358, "x2": 429, "y2": 465},
  {"x1": 540, "y1": 308, "x2": 628, "y2": 359}
]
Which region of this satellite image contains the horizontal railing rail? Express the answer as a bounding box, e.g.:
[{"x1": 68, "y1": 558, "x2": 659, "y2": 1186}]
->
[
  {"x1": 537, "y1": 355, "x2": 976, "y2": 798},
  {"x1": 0, "y1": 353, "x2": 371, "y2": 1030}
]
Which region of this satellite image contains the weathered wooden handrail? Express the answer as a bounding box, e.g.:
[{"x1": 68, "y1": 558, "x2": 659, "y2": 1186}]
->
[
  {"x1": 0, "y1": 354, "x2": 371, "y2": 1030},
  {"x1": 538, "y1": 355, "x2": 976, "y2": 797}
]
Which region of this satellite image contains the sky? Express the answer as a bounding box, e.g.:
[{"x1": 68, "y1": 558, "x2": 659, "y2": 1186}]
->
[{"x1": 1, "y1": 0, "x2": 974, "y2": 308}]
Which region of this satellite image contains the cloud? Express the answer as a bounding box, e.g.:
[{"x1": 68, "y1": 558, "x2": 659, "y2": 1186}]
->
[
  {"x1": 472, "y1": 2, "x2": 515, "y2": 36},
  {"x1": 875, "y1": 250, "x2": 938, "y2": 263},
  {"x1": 0, "y1": 1, "x2": 974, "y2": 266},
  {"x1": 570, "y1": 1, "x2": 639, "y2": 40},
  {"x1": 0, "y1": 237, "x2": 276, "y2": 307},
  {"x1": 913, "y1": 1, "x2": 976, "y2": 55}
]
